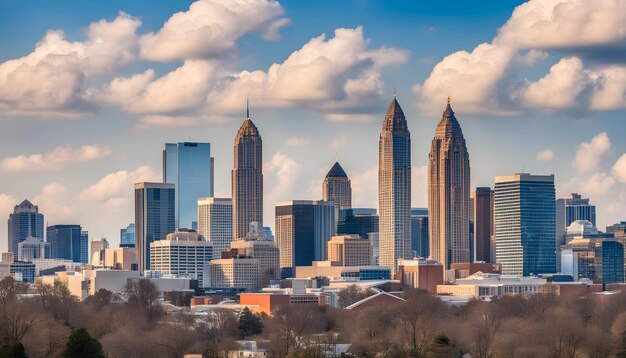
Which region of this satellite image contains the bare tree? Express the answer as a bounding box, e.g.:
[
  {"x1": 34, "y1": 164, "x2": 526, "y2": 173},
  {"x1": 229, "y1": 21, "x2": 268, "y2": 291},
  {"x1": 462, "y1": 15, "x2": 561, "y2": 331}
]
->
[
  {"x1": 0, "y1": 300, "x2": 42, "y2": 345},
  {"x1": 125, "y1": 279, "x2": 162, "y2": 321}
]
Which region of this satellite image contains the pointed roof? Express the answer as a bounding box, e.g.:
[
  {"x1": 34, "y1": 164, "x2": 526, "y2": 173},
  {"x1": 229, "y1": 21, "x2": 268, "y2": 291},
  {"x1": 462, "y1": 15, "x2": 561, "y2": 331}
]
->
[
  {"x1": 434, "y1": 100, "x2": 464, "y2": 139},
  {"x1": 18, "y1": 199, "x2": 33, "y2": 207},
  {"x1": 326, "y1": 162, "x2": 348, "y2": 178},
  {"x1": 236, "y1": 101, "x2": 260, "y2": 141},
  {"x1": 382, "y1": 97, "x2": 408, "y2": 133}
]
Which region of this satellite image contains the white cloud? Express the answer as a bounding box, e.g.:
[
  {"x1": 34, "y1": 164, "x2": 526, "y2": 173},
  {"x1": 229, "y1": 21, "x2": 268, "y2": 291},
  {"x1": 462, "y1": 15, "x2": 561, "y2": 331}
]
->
[
  {"x1": 590, "y1": 66, "x2": 626, "y2": 110},
  {"x1": 79, "y1": 165, "x2": 160, "y2": 204},
  {"x1": 536, "y1": 148, "x2": 555, "y2": 161},
  {"x1": 0, "y1": 12, "x2": 140, "y2": 117},
  {"x1": 1, "y1": 145, "x2": 111, "y2": 172},
  {"x1": 497, "y1": 0, "x2": 626, "y2": 49},
  {"x1": 33, "y1": 183, "x2": 73, "y2": 222},
  {"x1": 572, "y1": 132, "x2": 612, "y2": 173},
  {"x1": 263, "y1": 152, "x2": 311, "y2": 225},
  {"x1": 350, "y1": 166, "x2": 378, "y2": 209},
  {"x1": 612, "y1": 154, "x2": 626, "y2": 183},
  {"x1": 205, "y1": 27, "x2": 409, "y2": 120},
  {"x1": 262, "y1": 18, "x2": 292, "y2": 41},
  {"x1": 0, "y1": 194, "x2": 17, "y2": 219},
  {"x1": 139, "y1": 0, "x2": 286, "y2": 62},
  {"x1": 519, "y1": 57, "x2": 591, "y2": 109},
  {"x1": 284, "y1": 136, "x2": 311, "y2": 146}
]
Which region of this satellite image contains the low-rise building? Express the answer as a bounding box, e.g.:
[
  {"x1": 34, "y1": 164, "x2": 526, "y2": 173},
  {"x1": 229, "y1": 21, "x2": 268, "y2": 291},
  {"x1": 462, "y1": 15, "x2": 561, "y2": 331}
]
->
[
  {"x1": 150, "y1": 229, "x2": 212, "y2": 287},
  {"x1": 327, "y1": 235, "x2": 372, "y2": 266},
  {"x1": 436, "y1": 272, "x2": 547, "y2": 299},
  {"x1": 396, "y1": 258, "x2": 443, "y2": 294},
  {"x1": 295, "y1": 261, "x2": 390, "y2": 281},
  {"x1": 205, "y1": 258, "x2": 262, "y2": 291}
]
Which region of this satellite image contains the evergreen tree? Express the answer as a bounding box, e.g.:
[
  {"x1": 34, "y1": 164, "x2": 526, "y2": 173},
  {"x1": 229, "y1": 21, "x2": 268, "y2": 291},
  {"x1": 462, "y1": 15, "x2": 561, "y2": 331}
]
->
[
  {"x1": 0, "y1": 342, "x2": 27, "y2": 358},
  {"x1": 239, "y1": 307, "x2": 263, "y2": 338},
  {"x1": 61, "y1": 328, "x2": 104, "y2": 358}
]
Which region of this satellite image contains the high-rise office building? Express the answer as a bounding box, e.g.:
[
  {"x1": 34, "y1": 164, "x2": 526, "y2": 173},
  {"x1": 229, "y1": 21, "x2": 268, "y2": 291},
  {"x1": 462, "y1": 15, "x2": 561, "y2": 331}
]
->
[
  {"x1": 495, "y1": 173, "x2": 556, "y2": 276},
  {"x1": 275, "y1": 200, "x2": 335, "y2": 278},
  {"x1": 17, "y1": 237, "x2": 50, "y2": 262},
  {"x1": 411, "y1": 208, "x2": 429, "y2": 259},
  {"x1": 327, "y1": 234, "x2": 372, "y2": 266},
  {"x1": 8, "y1": 200, "x2": 44, "y2": 256},
  {"x1": 80, "y1": 231, "x2": 89, "y2": 264},
  {"x1": 150, "y1": 229, "x2": 212, "y2": 287},
  {"x1": 198, "y1": 197, "x2": 233, "y2": 260},
  {"x1": 120, "y1": 224, "x2": 135, "y2": 248},
  {"x1": 46, "y1": 225, "x2": 86, "y2": 263},
  {"x1": 163, "y1": 142, "x2": 214, "y2": 230},
  {"x1": 229, "y1": 239, "x2": 280, "y2": 286},
  {"x1": 428, "y1": 100, "x2": 471, "y2": 269},
  {"x1": 322, "y1": 162, "x2": 352, "y2": 224},
  {"x1": 338, "y1": 209, "x2": 379, "y2": 240},
  {"x1": 556, "y1": 193, "x2": 596, "y2": 265},
  {"x1": 134, "y1": 182, "x2": 176, "y2": 275},
  {"x1": 232, "y1": 105, "x2": 263, "y2": 240},
  {"x1": 378, "y1": 95, "x2": 411, "y2": 274},
  {"x1": 472, "y1": 188, "x2": 494, "y2": 263}
]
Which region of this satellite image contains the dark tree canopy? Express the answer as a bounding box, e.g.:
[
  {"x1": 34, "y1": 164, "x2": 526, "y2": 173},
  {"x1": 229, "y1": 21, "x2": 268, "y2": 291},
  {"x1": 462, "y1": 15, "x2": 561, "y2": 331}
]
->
[
  {"x1": 61, "y1": 328, "x2": 104, "y2": 358},
  {"x1": 239, "y1": 307, "x2": 263, "y2": 338}
]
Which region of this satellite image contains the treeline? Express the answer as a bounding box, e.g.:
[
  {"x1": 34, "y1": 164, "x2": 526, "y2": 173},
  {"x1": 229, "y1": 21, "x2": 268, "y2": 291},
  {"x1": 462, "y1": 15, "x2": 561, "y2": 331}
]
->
[{"x1": 3, "y1": 275, "x2": 626, "y2": 357}]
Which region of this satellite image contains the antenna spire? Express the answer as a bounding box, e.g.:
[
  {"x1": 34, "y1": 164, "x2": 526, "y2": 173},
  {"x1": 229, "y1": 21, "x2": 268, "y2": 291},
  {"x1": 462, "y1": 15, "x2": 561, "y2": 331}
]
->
[
  {"x1": 447, "y1": 96, "x2": 451, "y2": 105},
  {"x1": 394, "y1": 88, "x2": 397, "y2": 99},
  {"x1": 246, "y1": 96, "x2": 250, "y2": 119}
]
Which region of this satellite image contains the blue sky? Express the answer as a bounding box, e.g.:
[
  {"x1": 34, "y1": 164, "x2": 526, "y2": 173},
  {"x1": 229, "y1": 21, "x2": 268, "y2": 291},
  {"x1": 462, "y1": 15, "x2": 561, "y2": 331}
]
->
[{"x1": 1, "y1": 0, "x2": 626, "y2": 248}]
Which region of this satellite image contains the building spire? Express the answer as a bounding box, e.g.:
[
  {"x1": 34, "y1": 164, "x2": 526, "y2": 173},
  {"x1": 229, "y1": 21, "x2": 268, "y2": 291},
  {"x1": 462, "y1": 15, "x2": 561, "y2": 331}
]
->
[
  {"x1": 447, "y1": 96, "x2": 450, "y2": 105},
  {"x1": 246, "y1": 96, "x2": 250, "y2": 119},
  {"x1": 394, "y1": 88, "x2": 397, "y2": 98}
]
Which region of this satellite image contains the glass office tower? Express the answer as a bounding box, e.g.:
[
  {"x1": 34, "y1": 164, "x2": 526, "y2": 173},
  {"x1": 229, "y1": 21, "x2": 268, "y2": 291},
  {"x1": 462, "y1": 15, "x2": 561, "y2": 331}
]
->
[
  {"x1": 46, "y1": 225, "x2": 85, "y2": 263},
  {"x1": 495, "y1": 173, "x2": 556, "y2": 276},
  {"x1": 135, "y1": 182, "x2": 176, "y2": 275},
  {"x1": 120, "y1": 223, "x2": 136, "y2": 248},
  {"x1": 8, "y1": 200, "x2": 44, "y2": 256},
  {"x1": 164, "y1": 142, "x2": 214, "y2": 230}
]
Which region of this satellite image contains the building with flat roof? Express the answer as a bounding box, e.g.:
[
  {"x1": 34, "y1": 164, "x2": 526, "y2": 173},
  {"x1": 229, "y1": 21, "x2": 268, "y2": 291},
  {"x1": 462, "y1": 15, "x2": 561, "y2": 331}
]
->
[
  {"x1": 204, "y1": 257, "x2": 262, "y2": 292},
  {"x1": 327, "y1": 235, "x2": 371, "y2": 266},
  {"x1": 437, "y1": 272, "x2": 548, "y2": 299},
  {"x1": 17, "y1": 237, "x2": 50, "y2": 261},
  {"x1": 295, "y1": 261, "x2": 391, "y2": 281},
  {"x1": 150, "y1": 229, "x2": 212, "y2": 287},
  {"x1": 229, "y1": 239, "x2": 279, "y2": 286},
  {"x1": 396, "y1": 258, "x2": 443, "y2": 294},
  {"x1": 198, "y1": 197, "x2": 233, "y2": 259}
]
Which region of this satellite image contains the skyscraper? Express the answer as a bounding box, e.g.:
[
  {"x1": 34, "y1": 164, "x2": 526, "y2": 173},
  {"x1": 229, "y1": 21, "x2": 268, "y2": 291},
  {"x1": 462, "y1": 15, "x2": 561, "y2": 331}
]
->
[
  {"x1": 120, "y1": 224, "x2": 135, "y2": 248},
  {"x1": 322, "y1": 161, "x2": 352, "y2": 218},
  {"x1": 163, "y1": 142, "x2": 214, "y2": 230},
  {"x1": 411, "y1": 208, "x2": 429, "y2": 259},
  {"x1": 472, "y1": 187, "x2": 494, "y2": 263},
  {"x1": 197, "y1": 197, "x2": 233, "y2": 259},
  {"x1": 8, "y1": 200, "x2": 44, "y2": 256},
  {"x1": 232, "y1": 104, "x2": 263, "y2": 240},
  {"x1": 134, "y1": 182, "x2": 176, "y2": 275},
  {"x1": 556, "y1": 193, "x2": 597, "y2": 264},
  {"x1": 495, "y1": 173, "x2": 556, "y2": 276},
  {"x1": 46, "y1": 225, "x2": 86, "y2": 263},
  {"x1": 428, "y1": 99, "x2": 471, "y2": 269},
  {"x1": 378, "y1": 95, "x2": 411, "y2": 274},
  {"x1": 275, "y1": 200, "x2": 335, "y2": 278}
]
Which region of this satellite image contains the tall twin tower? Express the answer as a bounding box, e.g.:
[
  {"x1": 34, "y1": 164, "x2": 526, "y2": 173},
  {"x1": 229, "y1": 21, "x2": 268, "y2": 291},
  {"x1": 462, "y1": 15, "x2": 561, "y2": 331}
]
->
[{"x1": 378, "y1": 96, "x2": 470, "y2": 273}]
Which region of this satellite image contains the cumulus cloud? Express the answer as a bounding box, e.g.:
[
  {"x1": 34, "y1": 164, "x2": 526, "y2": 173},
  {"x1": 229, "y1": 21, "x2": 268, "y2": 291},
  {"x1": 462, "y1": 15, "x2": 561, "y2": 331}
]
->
[
  {"x1": 284, "y1": 136, "x2": 311, "y2": 146},
  {"x1": 205, "y1": 27, "x2": 409, "y2": 120},
  {"x1": 34, "y1": 183, "x2": 73, "y2": 222},
  {"x1": 139, "y1": 0, "x2": 286, "y2": 61},
  {"x1": 79, "y1": 166, "x2": 160, "y2": 209},
  {"x1": 414, "y1": 0, "x2": 626, "y2": 115},
  {"x1": 351, "y1": 166, "x2": 378, "y2": 208},
  {"x1": 536, "y1": 148, "x2": 555, "y2": 161},
  {"x1": 572, "y1": 132, "x2": 611, "y2": 174},
  {"x1": 0, "y1": 12, "x2": 141, "y2": 117},
  {"x1": 1, "y1": 145, "x2": 111, "y2": 172},
  {"x1": 612, "y1": 154, "x2": 626, "y2": 183},
  {"x1": 0, "y1": 194, "x2": 17, "y2": 218}
]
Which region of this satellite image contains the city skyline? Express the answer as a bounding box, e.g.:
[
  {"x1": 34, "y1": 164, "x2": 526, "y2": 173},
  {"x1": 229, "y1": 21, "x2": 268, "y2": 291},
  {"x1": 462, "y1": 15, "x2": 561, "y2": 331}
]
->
[{"x1": 2, "y1": 0, "x2": 626, "y2": 248}]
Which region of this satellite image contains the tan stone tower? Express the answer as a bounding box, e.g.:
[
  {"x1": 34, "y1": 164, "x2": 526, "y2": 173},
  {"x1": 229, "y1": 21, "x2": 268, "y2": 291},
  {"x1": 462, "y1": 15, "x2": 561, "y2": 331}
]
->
[
  {"x1": 232, "y1": 103, "x2": 263, "y2": 240},
  {"x1": 378, "y1": 95, "x2": 412, "y2": 274},
  {"x1": 428, "y1": 99, "x2": 471, "y2": 268}
]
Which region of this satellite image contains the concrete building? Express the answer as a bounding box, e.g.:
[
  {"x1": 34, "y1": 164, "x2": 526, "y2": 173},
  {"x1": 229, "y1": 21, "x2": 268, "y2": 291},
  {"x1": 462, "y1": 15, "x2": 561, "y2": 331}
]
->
[
  {"x1": 163, "y1": 142, "x2": 214, "y2": 230},
  {"x1": 437, "y1": 272, "x2": 548, "y2": 299},
  {"x1": 198, "y1": 197, "x2": 233, "y2": 259},
  {"x1": 378, "y1": 95, "x2": 412, "y2": 275},
  {"x1": 561, "y1": 237, "x2": 624, "y2": 284},
  {"x1": 322, "y1": 161, "x2": 352, "y2": 228},
  {"x1": 232, "y1": 104, "x2": 263, "y2": 241},
  {"x1": 411, "y1": 208, "x2": 429, "y2": 259},
  {"x1": 90, "y1": 237, "x2": 109, "y2": 264},
  {"x1": 8, "y1": 200, "x2": 44, "y2": 257},
  {"x1": 327, "y1": 235, "x2": 371, "y2": 266},
  {"x1": 557, "y1": 194, "x2": 597, "y2": 267},
  {"x1": 38, "y1": 269, "x2": 141, "y2": 300},
  {"x1": 396, "y1": 258, "x2": 443, "y2": 294},
  {"x1": 275, "y1": 200, "x2": 335, "y2": 278},
  {"x1": 204, "y1": 257, "x2": 262, "y2": 292},
  {"x1": 295, "y1": 261, "x2": 391, "y2": 281},
  {"x1": 134, "y1": 182, "x2": 176, "y2": 275},
  {"x1": 17, "y1": 237, "x2": 50, "y2": 261},
  {"x1": 495, "y1": 173, "x2": 556, "y2": 276},
  {"x1": 150, "y1": 229, "x2": 212, "y2": 287},
  {"x1": 229, "y1": 239, "x2": 279, "y2": 285},
  {"x1": 90, "y1": 247, "x2": 137, "y2": 271},
  {"x1": 428, "y1": 100, "x2": 471, "y2": 269},
  {"x1": 46, "y1": 225, "x2": 87, "y2": 263},
  {"x1": 472, "y1": 187, "x2": 494, "y2": 263}
]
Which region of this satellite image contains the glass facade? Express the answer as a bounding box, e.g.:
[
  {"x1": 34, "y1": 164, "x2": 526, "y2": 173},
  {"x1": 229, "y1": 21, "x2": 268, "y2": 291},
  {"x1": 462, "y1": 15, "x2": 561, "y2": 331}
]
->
[
  {"x1": 135, "y1": 183, "x2": 176, "y2": 274},
  {"x1": 411, "y1": 208, "x2": 429, "y2": 258},
  {"x1": 8, "y1": 200, "x2": 44, "y2": 256},
  {"x1": 120, "y1": 223, "x2": 136, "y2": 248},
  {"x1": 596, "y1": 240, "x2": 625, "y2": 284},
  {"x1": 164, "y1": 142, "x2": 213, "y2": 230},
  {"x1": 46, "y1": 225, "x2": 86, "y2": 263},
  {"x1": 495, "y1": 174, "x2": 556, "y2": 276},
  {"x1": 10, "y1": 262, "x2": 36, "y2": 283}
]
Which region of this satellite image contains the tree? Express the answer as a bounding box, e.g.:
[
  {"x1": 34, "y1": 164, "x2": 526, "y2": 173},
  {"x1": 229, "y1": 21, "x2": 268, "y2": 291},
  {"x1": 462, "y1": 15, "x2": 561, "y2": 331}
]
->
[
  {"x1": 337, "y1": 285, "x2": 373, "y2": 309},
  {"x1": 61, "y1": 328, "x2": 104, "y2": 358},
  {"x1": 86, "y1": 289, "x2": 112, "y2": 311},
  {"x1": 125, "y1": 279, "x2": 161, "y2": 320},
  {"x1": 239, "y1": 307, "x2": 263, "y2": 338},
  {"x1": 0, "y1": 300, "x2": 42, "y2": 345},
  {"x1": 0, "y1": 342, "x2": 27, "y2": 358},
  {"x1": 396, "y1": 290, "x2": 447, "y2": 356},
  {"x1": 196, "y1": 309, "x2": 239, "y2": 357}
]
